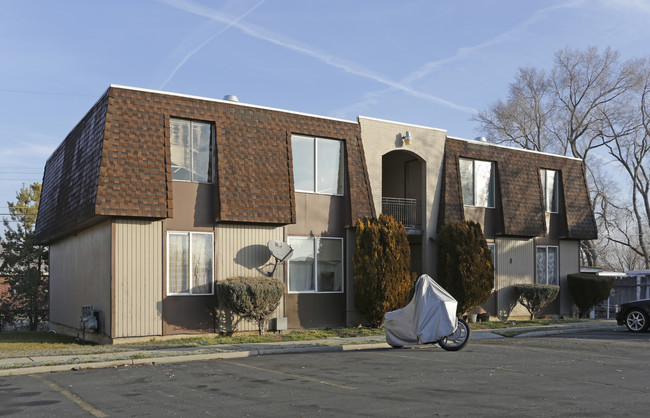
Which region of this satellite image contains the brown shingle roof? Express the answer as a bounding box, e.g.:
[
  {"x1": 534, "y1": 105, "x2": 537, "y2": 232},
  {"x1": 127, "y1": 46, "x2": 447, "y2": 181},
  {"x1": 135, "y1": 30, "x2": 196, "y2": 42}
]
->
[
  {"x1": 438, "y1": 138, "x2": 597, "y2": 240},
  {"x1": 35, "y1": 86, "x2": 375, "y2": 244}
]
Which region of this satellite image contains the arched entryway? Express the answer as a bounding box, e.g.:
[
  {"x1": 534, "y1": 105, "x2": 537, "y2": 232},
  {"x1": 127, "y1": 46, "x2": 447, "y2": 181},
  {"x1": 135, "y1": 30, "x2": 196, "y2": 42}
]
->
[{"x1": 382, "y1": 150, "x2": 425, "y2": 275}]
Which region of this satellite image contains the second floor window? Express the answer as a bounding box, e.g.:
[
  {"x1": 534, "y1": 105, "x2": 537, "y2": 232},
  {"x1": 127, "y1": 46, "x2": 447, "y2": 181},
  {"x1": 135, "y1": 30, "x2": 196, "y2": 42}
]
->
[
  {"x1": 540, "y1": 169, "x2": 559, "y2": 213},
  {"x1": 170, "y1": 118, "x2": 213, "y2": 183},
  {"x1": 459, "y1": 158, "x2": 495, "y2": 208},
  {"x1": 292, "y1": 135, "x2": 344, "y2": 195}
]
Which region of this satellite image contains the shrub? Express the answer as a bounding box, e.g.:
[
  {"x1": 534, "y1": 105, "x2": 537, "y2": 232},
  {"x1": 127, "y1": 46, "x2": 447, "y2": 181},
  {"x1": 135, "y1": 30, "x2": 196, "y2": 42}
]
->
[
  {"x1": 353, "y1": 215, "x2": 414, "y2": 328},
  {"x1": 216, "y1": 276, "x2": 284, "y2": 335},
  {"x1": 567, "y1": 273, "x2": 614, "y2": 318},
  {"x1": 0, "y1": 296, "x2": 18, "y2": 332},
  {"x1": 436, "y1": 221, "x2": 494, "y2": 315},
  {"x1": 513, "y1": 284, "x2": 560, "y2": 320}
]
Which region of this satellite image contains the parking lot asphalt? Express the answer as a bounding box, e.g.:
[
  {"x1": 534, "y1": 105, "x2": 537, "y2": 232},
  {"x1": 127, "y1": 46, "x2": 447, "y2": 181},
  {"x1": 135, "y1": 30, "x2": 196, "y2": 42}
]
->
[{"x1": 0, "y1": 320, "x2": 618, "y2": 376}]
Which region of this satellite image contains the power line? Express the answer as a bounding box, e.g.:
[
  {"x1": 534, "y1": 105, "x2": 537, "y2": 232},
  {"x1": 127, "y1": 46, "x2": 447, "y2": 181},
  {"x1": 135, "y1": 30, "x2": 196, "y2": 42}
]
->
[{"x1": 0, "y1": 88, "x2": 95, "y2": 98}]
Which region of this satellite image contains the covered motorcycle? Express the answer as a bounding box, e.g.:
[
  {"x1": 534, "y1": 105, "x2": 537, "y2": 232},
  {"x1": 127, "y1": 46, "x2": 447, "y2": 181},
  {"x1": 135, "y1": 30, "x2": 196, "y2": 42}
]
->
[{"x1": 384, "y1": 274, "x2": 470, "y2": 351}]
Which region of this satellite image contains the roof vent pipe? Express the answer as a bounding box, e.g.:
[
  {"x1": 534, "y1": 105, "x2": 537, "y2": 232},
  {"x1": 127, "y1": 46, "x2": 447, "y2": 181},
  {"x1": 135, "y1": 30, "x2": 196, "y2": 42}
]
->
[
  {"x1": 223, "y1": 94, "x2": 239, "y2": 102},
  {"x1": 475, "y1": 136, "x2": 487, "y2": 142}
]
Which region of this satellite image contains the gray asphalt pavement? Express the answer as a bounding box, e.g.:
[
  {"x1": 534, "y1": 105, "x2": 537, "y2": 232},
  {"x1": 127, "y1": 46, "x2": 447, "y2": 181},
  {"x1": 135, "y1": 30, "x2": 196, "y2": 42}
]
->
[
  {"x1": 1, "y1": 324, "x2": 647, "y2": 417},
  {"x1": 0, "y1": 321, "x2": 617, "y2": 377}
]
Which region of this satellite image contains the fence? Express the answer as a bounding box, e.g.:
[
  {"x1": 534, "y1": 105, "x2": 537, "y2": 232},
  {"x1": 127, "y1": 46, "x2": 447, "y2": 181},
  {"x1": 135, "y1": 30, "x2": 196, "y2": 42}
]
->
[
  {"x1": 382, "y1": 197, "x2": 420, "y2": 230},
  {"x1": 596, "y1": 271, "x2": 650, "y2": 318}
]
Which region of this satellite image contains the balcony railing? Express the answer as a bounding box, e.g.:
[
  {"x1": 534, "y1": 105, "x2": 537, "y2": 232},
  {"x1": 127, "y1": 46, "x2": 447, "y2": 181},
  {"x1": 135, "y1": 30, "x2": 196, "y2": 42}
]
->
[{"x1": 382, "y1": 197, "x2": 421, "y2": 230}]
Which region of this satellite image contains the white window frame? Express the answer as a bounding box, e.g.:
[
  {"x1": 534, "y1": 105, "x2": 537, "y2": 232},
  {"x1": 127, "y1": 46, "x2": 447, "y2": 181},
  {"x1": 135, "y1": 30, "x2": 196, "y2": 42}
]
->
[
  {"x1": 291, "y1": 135, "x2": 344, "y2": 196},
  {"x1": 167, "y1": 231, "x2": 214, "y2": 296},
  {"x1": 170, "y1": 118, "x2": 215, "y2": 183},
  {"x1": 459, "y1": 158, "x2": 495, "y2": 208},
  {"x1": 540, "y1": 169, "x2": 559, "y2": 213},
  {"x1": 536, "y1": 245, "x2": 558, "y2": 285},
  {"x1": 287, "y1": 236, "x2": 344, "y2": 294}
]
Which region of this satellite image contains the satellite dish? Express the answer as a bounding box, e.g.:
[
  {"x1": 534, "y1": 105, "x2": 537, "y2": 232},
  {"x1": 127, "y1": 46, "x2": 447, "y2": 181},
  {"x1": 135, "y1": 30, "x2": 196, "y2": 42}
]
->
[
  {"x1": 268, "y1": 240, "x2": 294, "y2": 262},
  {"x1": 265, "y1": 240, "x2": 294, "y2": 277}
]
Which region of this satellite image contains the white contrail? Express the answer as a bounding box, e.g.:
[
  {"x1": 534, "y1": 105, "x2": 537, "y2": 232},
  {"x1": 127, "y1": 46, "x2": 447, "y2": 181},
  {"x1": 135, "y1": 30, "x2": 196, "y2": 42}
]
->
[
  {"x1": 159, "y1": 0, "x2": 475, "y2": 112},
  {"x1": 159, "y1": 0, "x2": 266, "y2": 89}
]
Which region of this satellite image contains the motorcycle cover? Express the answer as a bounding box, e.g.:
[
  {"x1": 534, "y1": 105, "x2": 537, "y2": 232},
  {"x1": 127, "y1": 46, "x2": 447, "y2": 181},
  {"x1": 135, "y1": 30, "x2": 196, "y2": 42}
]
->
[{"x1": 384, "y1": 274, "x2": 458, "y2": 347}]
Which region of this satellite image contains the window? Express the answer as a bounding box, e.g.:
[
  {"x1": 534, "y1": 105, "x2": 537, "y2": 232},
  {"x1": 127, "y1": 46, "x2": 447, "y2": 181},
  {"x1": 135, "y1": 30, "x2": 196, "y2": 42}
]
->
[
  {"x1": 459, "y1": 158, "x2": 495, "y2": 208},
  {"x1": 287, "y1": 237, "x2": 343, "y2": 293},
  {"x1": 167, "y1": 232, "x2": 214, "y2": 295},
  {"x1": 540, "y1": 169, "x2": 559, "y2": 213},
  {"x1": 536, "y1": 245, "x2": 558, "y2": 285},
  {"x1": 292, "y1": 135, "x2": 344, "y2": 195},
  {"x1": 170, "y1": 118, "x2": 213, "y2": 182}
]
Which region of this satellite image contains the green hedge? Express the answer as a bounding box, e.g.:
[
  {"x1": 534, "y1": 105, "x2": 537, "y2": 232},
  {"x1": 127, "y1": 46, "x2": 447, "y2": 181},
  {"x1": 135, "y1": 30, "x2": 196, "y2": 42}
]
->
[
  {"x1": 216, "y1": 276, "x2": 284, "y2": 335},
  {"x1": 513, "y1": 284, "x2": 559, "y2": 319},
  {"x1": 567, "y1": 273, "x2": 614, "y2": 318}
]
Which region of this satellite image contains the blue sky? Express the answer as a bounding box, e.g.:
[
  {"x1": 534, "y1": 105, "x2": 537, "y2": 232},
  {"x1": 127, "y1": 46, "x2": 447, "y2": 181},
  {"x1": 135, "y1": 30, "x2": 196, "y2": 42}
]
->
[{"x1": 1, "y1": 0, "x2": 649, "y2": 229}]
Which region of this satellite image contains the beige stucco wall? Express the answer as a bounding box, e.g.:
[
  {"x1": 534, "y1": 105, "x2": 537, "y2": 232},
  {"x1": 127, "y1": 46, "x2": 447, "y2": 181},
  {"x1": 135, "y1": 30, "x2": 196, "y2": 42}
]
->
[
  {"x1": 358, "y1": 116, "x2": 447, "y2": 275},
  {"x1": 49, "y1": 221, "x2": 112, "y2": 334},
  {"x1": 217, "y1": 223, "x2": 285, "y2": 332},
  {"x1": 113, "y1": 219, "x2": 163, "y2": 338},
  {"x1": 494, "y1": 237, "x2": 535, "y2": 318},
  {"x1": 559, "y1": 240, "x2": 580, "y2": 316}
]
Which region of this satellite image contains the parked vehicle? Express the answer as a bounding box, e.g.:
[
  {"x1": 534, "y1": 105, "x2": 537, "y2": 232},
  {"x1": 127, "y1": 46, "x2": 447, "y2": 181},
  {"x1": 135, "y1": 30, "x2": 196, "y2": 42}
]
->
[
  {"x1": 615, "y1": 299, "x2": 650, "y2": 332},
  {"x1": 384, "y1": 274, "x2": 470, "y2": 351}
]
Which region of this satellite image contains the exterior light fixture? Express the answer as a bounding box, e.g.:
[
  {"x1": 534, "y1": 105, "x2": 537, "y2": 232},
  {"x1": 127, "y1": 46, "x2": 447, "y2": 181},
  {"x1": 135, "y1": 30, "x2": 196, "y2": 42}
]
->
[{"x1": 402, "y1": 131, "x2": 412, "y2": 146}]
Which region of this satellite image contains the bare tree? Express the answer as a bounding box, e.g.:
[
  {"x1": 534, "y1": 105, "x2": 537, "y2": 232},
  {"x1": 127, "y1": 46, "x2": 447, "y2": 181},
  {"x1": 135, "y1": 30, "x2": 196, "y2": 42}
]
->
[
  {"x1": 601, "y1": 60, "x2": 650, "y2": 268},
  {"x1": 473, "y1": 46, "x2": 643, "y2": 268}
]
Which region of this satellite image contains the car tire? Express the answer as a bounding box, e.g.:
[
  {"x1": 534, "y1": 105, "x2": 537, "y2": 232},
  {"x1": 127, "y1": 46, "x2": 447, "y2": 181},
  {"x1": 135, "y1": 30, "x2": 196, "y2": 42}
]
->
[{"x1": 625, "y1": 309, "x2": 649, "y2": 333}]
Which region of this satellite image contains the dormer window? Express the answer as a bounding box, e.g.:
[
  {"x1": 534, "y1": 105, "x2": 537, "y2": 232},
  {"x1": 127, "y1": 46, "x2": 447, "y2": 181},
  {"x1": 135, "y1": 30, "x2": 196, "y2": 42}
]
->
[
  {"x1": 459, "y1": 158, "x2": 495, "y2": 208},
  {"x1": 291, "y1": 135, "x2": 344, "y2": 195},
  {"x1": 170, "y1": 118, "x2": 214, "y2": 183},
  {"x1": 540, "y1": 169, "x2": 559, "y2": 213}
]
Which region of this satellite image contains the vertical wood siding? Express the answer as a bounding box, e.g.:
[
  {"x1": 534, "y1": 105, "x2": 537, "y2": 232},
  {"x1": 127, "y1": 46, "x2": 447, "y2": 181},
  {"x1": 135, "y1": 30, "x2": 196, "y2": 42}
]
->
[
  {"x1": 495, "y1": 237, "x2": 535, "y2": 318},
  {"x1": 216, "y1": 224, "x2": 285, "y2": 332},
  {"x1": 113, "y1": 219, "x2": 163, "y2": 337},
  {"x1": 49, "y1": 222, "x2": 112, "y2": 333}
]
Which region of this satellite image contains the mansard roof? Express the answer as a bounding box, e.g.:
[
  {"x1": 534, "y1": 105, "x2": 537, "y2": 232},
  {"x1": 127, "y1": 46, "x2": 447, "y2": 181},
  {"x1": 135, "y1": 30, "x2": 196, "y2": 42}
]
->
[{"x1": 35, "y1": 86, "x2": 375, "y2": 244}]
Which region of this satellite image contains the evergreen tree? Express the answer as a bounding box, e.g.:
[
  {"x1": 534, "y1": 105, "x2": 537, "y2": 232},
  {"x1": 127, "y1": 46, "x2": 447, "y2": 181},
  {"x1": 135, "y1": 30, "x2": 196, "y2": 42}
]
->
[
  {"x1": 353, "y1": 215, "x2": 414, "y2": 327},
  {"x1": 0, "y1": 183, "x2": 49, "y2": 331},
  {"x1": 437, "y1": 221, "x2": 494, "y2": 315}
]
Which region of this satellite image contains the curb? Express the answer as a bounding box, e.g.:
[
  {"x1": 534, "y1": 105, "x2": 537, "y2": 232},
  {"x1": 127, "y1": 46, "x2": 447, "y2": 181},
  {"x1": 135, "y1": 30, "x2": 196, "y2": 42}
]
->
[
  {"x1": 0, "y1": 323, "x2": 617, "y2": 376},
  {"x1": 0, "y1": 342, "x2": 394, "y2": 377}
]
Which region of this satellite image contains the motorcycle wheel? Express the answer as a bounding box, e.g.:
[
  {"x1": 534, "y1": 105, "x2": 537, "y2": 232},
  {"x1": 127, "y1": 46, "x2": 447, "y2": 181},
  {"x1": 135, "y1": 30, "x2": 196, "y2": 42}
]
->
[{"x1": 437, "y1": 318, "x2": 470, "y2": 351}]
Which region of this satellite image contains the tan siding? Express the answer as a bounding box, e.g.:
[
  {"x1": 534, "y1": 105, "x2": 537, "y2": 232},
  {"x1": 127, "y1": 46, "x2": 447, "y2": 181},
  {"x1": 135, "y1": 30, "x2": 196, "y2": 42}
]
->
[
  {"x1": 217, "y1": 224, "x2": 285, "y2": 332},
  {"x1": 559, "y1": 240, "x2": 580, "y2": 315},
  {"x1": 495, "y1": 237, "x2": 535, "y2": 318},
  {"x1": 49, "y1": 221, "x2": 112, "y2": 334},
  {"x1": 113, "y1": 219, "x2": 163, "y2": 337},
  {"x1": 358, "y1": 117, "x2": 447, "y2": 276}
]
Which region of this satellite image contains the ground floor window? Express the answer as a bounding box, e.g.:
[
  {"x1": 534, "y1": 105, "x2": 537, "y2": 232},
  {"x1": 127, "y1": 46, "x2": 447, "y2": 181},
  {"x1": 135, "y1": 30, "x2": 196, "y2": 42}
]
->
[
  {"x1": 167, "y1": 232, "x2": 214, "y2": 295},
  {"x1": 287, "y1": 236, "x2": 343, "y2": 293},
  {"x1": 536, "y1": 245, "x2": 558, "y2": 285}
]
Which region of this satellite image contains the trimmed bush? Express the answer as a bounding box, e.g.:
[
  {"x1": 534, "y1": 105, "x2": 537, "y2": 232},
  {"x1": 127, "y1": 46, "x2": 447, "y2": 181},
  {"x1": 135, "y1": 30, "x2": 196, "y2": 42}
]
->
[
  {"x1": 436, "y1": 221, "x2": 494, "y2": 315},
  {"x1": 513, "y1": 284, "x2": 560, "y2": 320},
  {"x1": 353, "y1": 215, "x2": 414, "y2": 328},
  {"x1": 216, "y1": 276, "x2": 284, "y2": 335},
  {"x1": 567, "y1": 273, "x2": 614, "y2": 318}
]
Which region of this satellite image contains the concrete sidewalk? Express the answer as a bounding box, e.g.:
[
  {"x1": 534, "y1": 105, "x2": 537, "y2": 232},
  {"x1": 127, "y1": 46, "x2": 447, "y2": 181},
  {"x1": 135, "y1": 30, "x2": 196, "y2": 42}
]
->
[{"x1": 0, "y1": 321, "x2": 618, "y2": 377}]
